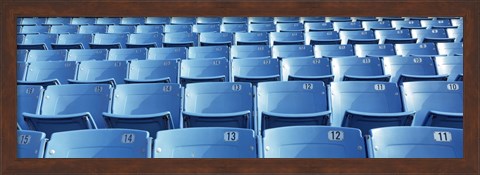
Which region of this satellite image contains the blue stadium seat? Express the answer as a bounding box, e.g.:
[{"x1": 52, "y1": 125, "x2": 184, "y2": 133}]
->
[
  {"x1": 272, "y1": 45, "x2": 314, "y2": 60},
  {"x1": 374, "y1": 29, "x2": 417, "y2": 44},
  {"x1": 17, "y1": 34, "x2": 24, "y2": 44},
  {"x1": 120, "y1": 17, "x2": 145, "y2": 25},
  {"x1": 164, "y1": 24, "x2": 192, "y2": 33},
  {"x1": 23, "y1": 84, "x2": 112, "y2": 137},
  {"x1": 52, "y1": 33, "x2": 92, "y2": 49},
  {"x1": 107, "y1": 25, "x2": 136, "y2": 34},
  {"x1": 300, "y1": 17, "x2": 326, "y2": 23},
  {"x1": 17, "y1": 130, "x2": 47, "y2": 158},
  {"x1": 391, "y1": 20, "x2": 425, "y2": 30},
  {"x1": 394, "y1": 43, "x2": 438, "y2": 57},
  {"x1": 383, "y1": 56, "x2": 447, "y2": 84},
  {"x1": 281, "y1": 57, "x2": 334, "y2": 84},
  {"x1": 163, "y1": 32, "x2": 198, "y2": 47},
  {"x1": 437, "y1": 42, "x2": 463, "y2": 56},
  {"x1": 67, "y1": 49, "x2": 108, "y2": 61},
  {"x1": 180, "y1": 58, "x2": 229, "y2": 86},
  {"x1": 199, "y1": 32, "x2": 234, "y2": 46},
  {"x1": 78, "y1": 25, "x2": 107, "y2": 34},
  {"x1": 248, "y1": 23, "x2": 276, "y2": 33},
  {"x1": 274, "y1": 17, "x2": 300, "y2": 23},
  {"x1": 269, "y1": 32, "x2": 305, "y2": 45},
  {"x1": 126, "y1": 33, "x2": 163, "y2": 48},
  {"x1": 262, "y1": 126, "x2": 366, "y2": 158},
  {"x1": 69, "y1": 60, "x2": 128, "y2": 86},
  {"x1": 17, "y1": 85, "x2": 43, "y2": 130},
  {"x1": 304, "y1": 22, "x2": 334, "y2": 32},
  {"x1": 410, "y1": 29, "x2": 454, "y2": 43},
  {"x1": 249, "y1": 17, "x2": 274, "y2": 24},
  {"x1": 222, "y1": 17, "x2": 248, "y2": 24},
  {"x1": 235, "y1": 32, "x2": 269, "y2": 45},
  {"x1": 135, "y1": 25, "x2": 164, "y2": 33},
  {"x1": 420, "y1": 19, "x2": 453, "y2": 29},
  {"x1": 230, "y1": 45, "x2": 271, "y2": 59},
  {"x1": 18, "y1": 61, "x2": 76, "y2": 86},
  {"x1": 103, "y1": 83, "x2": 182, "y2": 136},
  {"x1": 192, "y1": 24, "x2": 221, "y2": 33},
  {"x1": 304, "y1": 31, "x2": 341, "y2": 45},
  {"x1": 354, "y1": 44, "x2": 396, "y2": 57},
  {"x1": 17, "y1": 62, "x2": 27, "y2": 81},
  {"x1": 276, "y1": 23, "x2": 304, "y2": 32},
  {"x1": 331, "y1": 56, "x2": 390, "y2": 82},
  {"x1": 108, "y1": 48, "x2": 147, "y2": 61},
  {"x1": 196, "y1": 17, "x2": 222, "y2": 24},
  {"x1": 71, "y1": 17, "x2": 96, "y2": 25},
  {"x1": 332, "y1": 21, "x2": 363, "y2": 31},
  {"x1": 434, "y1": 55, "x2": 463, "y2": 81},
  {"x1": 19, "y1": 25, "x2": 50, "y2": 34},
  {"x1": 257, "y1": 81, "x2": 330, "y2": 134},
  {"x1": 154, "y1": 127, "x2": 257, "y2": 158},
  {"x1": 405, "y1": 17, "x2": 432, "y2": 20},
  {"x1": 446, "y1": 28, "x2": 463, "y2": 43},
  {"x1": 352, "y1": 17, "x2": 378, "y2": 21},
  {"x1": 361, "y1": 21, "x2": 394, "y2": 31},
  {"x1": 20, "y1": 17, "x2": 46, "y2": 26},
  {"x1": 17, "y1": 50, "x2": 28, "y2": 62},
  {"x1": 182, "y1": 82, "x2": 254, "y2": 129},
  {"x1": 188, "y1": 45, "x2": 229, "y2": 59},
  {"x1": 45, "y1": 129, "x2": 151, "y2": 158},
  {"x1": 26, "y1": 49, "x2": 67, "y2": 62},
  {"x1": 49, "y1": 25, "x2": 78, "y2": 34},
  {"x1": 314, "y1": 44, "x2": 355, "y2": 58},
  {"x1": 366, "y1": 126, "x2": 463, "y2": 158},
  {"x1": 451, "y1": 18, "x2": 463, "y2": 27},
  {"x1": 170, "y1": 17, "x2": 196, "y2": 25},
  {"x1": 232, "y1": 58, "x2": 280, "y2": 85},
  {"x1": 95, "y1": 17, "x2": 121, "y2": 25},
  {"x1": 326, "y1": 17, "x2": 352, "y2": 22},
  {"x1": 148, "y1": 47, "x2": 187, "y2": 60},
  {"x1": 220, "y1": 24, "x2": 248, "y2": 33},
  {"x1": 339, "y1": 30, "x2": 379, "y2": 45},
  {"x1": 330, "y1": 82, "x2": 414, "y2": 135},
  {"x1": 18, "y1": 34, "x2": 58, "y2": 50},
  {"x1": 125, "y1": 59, "x2": 179, "y2": 84},
  {"x1": 402, "y1": 81, "x2": 463, "y2": 128},
  {"x1": 378, "y1": 17, "x2": 404, "y2": 22},
  {"x1": 145, "y1": 17, "x2": 170, "y2": 25},
  {"x1": 90, "y1": 33, "x2": 128, "y2": 49}
]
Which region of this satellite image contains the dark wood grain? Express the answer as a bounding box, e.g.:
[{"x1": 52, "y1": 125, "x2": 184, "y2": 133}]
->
[{"x1": 1, "y1": 0, "x2": 478, "y2": 174}]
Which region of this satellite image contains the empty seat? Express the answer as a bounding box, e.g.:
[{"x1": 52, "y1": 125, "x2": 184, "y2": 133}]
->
[
  {"x1": 135, "y1": 25, "x2": 164, "y2": 33},
  {"x1": 18, "y1": 34, "x2": 57, "y2": 50},
  {"x1": 375, "y1": 29, "x2": 417, "y2": 44},
  {"x1": 276, "y1": 23, "x2": 304, "y2": 32},
  {"x1": 262, "y1": 126, "x2": 366, "y2": 158},
  {"x1": 257, "y1": 81, "x2": 330, "y2": 133},
  {"x1": 188, "y1": 46, "x2": 229, "y2": 59},
  {"x1": 126, "y1": 33, "x2": 163, "y2": 48},
  {"x1": 45, "y1": 129, "x2": 151, "y2": 158},
  {"x1": 26, "y1": 49, "x2": 67, "y2": 62},
  {"x1": 17, "y1": 130, "x2": 47, "y2": 158},
  {"x1": 330, "y1": 82, "x2": 414, "y2": 135},
  {"x1": 163, "y1": 32, "x2": 198, "y2": 47},
  {"x1": 17, "y1": 62, "x2": 27, "y2": 81},
  {"x1": 410, "y1": 29, "x2": 454, "y2": 43},
  {"x1": 249, "y1": 17, "x2": 274, "y2": 24},
  {"x1": 180, "y1": 58, "x2": 229, "y2": 86},
  {"x1": 170, "y1": 17, "x2": 196, "y2": 25},
  {"x1": 383, "y1": 56, "x2": 447, "y2": 84},
  {"x1": 192, "y1": 24, "x2": 221, "y2": 33},
  {"x1": 222, "y1": 17, "x2": 248, "y2": 24},
  {"x1": 17, "y1": 34, "x2": 24, "y2": 44},
  {"x1": 248, "y1": 23, "x2": 276, "y2": 33},
  {"x1": 199, "y1": 32, "x2": 234, "y2": 46},
  {"x1": 402, "y1": 81, "x2": 463, "y2": 128},
  {"x1": 19, "y1": 61, "x2": 76, "y2": 86},
  {"x1": 145, "y1": 17, "x2": 170, "y2": 25},
  {"x1": 437, "y1": 42, "x2": 463, "y2": 56},
  {"x1": 333, "y1": 21, "x2": 363, "y2": 31},
  {"x1": 420, "y1": 19, "x2": 453, "y2": 29},
  {"x1": 326, "y1": 17, "x2": 352, "y2": 22},
  {"x1": 107, "y1": 25, "x2": 136, "y2": 34},
  {"x1": 52, "y1": 33, "x2": 92, "y2": 49},
  {"x1": 304, "y1": 22, "x2": 334, "y2": 32},
  {"x1": 354, "y1": 44, "x2": 396, "y2": 57},
  {"x1": 331, "y1": 56, "x2": 390, "y2": 82},
  {"x1": 49, "y1": 25, "x2": 78, "y2": 34},
  {"x1": 125, "y1": 59, "x2": 179, "y2": 84},
  {"x1": 120, "y1": 17, "x2": 145, "y2": 25},
  {"x1": 154, "y1": 127, "x2": 257, "y2": 158},
  {"x1": 451, "y1": 18, "x2": 463, "y2": 27},
  {"x1": 17, "y1": 50, "x2": 28, "y2": 62},
  {"x1": 367, "y1": 126, "x2": 463, "y2": 158},
  {"x1": 314, "y1": 44, "x2": 355, "y2": 58},
  {"x1": 281, "y1": 57, "x2": 334, "y2": 84},
  {"x1": 103, "y1": 83, "x2": 182, "y2": 136},
  {"x1": 182, "y1": 82, "x2": 254, "y2": 129},
  {"x1": 395, "y1": 43, "x2": 438, "y2": 57},
  {"x1": 220, "y1": 24, "x2": 248, "y2": 33},
  {"x1": 269, "y1": 32, "x2": 305, "y2": 45},
  {"x1": 352, "y1": 17, "x2": 377, "y2": 22},
  {"x1": 339, "y1": 30, "x2": 379, "y2": 45},
  {"x1": 300, "y1": 17, "x2": 326, "y2": 23},
  {"x1": 19, "y1": 25, "x2": 50, "y2": 34},
  {"x1": 20, "y1": 17, "x2": 46, "y2": 26},
  {"x1": 274, "y1": 17, "x2": 300, "y2": 23},
  {"x1": 148, "y1": 47, "x2": 187, "y2": 60},
  {"x1": 434, "y1": 55, "x2": 463, "y2": 81},
  {"x1": 230, "y1": 45, "x2": 271, "y2": 59},
  {"x1": 446, "y1": 28, "x2": 463, "y2": 42},
  {"x1": 17, "y1": 85, "x2": 44, "y2": 130},
  {"x1": 90, "y1": 33, "x2": 128, "y2": 49},
  {"x1": 70, "y1": 60, "x2": 128, "y2": 85},
  {"x1": 164, "y1": 24, "x2": 192, "y2": 33},
  {"x1": 272, "y1": 45, "x2": 314, "y2": 59},
  {"x1": 232, "y1": 58, "x2": 280, "y2": 85},
  {"x1": 108, "y1": 48, "x2": 147, "y2": 61},
  {"x1": 78, "y1": 25, "x2": 107, "y2": 34},
  {"x1": 95, "y1": 17, "x2": 121, "y2": 25},
  {"x1": 235, "y1": 32, "x2": 269, "y2": 45},
  {"x1": 67, "y1": 49, "x2": 108, "y2": 61},
  {"x1": 362, "y1": 21, "x2": 394, "y2": 31},
  {"x1": 71, "y1": 17, "x2": 96, "y2": 25},
  {"x1": 196, "y1": 17, "x2": 222, "y2": 24},
  {"x1": 391, "y1": 20, "x2": 425, "y2": 30},
  {"x1": 304, "y1": 31, "x2": 341, "y2": 45},
  {"x1": 23, "y1": 84, "x2": 112, "y2": 137}
]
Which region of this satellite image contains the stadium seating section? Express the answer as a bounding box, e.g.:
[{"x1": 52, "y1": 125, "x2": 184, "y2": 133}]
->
[{"x1": 16, "y1": 16, "x2": 463, "y2": 158}]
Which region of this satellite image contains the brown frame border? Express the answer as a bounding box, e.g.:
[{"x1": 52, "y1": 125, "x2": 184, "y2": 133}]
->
[{"x1": 1, "y1": 0, "x2": 478, "y2": 174}]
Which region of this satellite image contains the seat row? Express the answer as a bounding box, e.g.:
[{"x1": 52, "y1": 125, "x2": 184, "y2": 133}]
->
[
  {"x1": 17, "y1": 81, "x2": 463, "y2": 140},
  {"x1": 18, "y1": 126, "x2": 463, "y2": 158}
]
